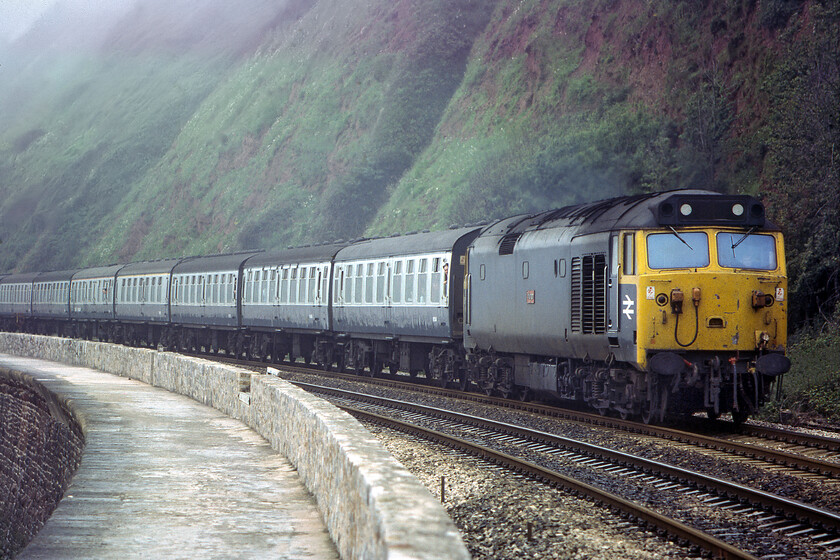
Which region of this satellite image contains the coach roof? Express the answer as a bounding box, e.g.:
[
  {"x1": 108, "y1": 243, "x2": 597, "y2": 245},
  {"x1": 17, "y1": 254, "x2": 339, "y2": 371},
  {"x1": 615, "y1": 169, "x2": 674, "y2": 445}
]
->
[
  {"x1": 244, "y1": 243, "x2": 348, "y2": 268},
  {"x1": 335, "y1": 227, "x2": 482, "y2": 261}
]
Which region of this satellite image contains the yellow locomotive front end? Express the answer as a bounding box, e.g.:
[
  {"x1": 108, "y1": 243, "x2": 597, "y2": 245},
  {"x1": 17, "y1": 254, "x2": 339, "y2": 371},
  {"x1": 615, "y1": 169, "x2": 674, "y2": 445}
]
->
[{"x1": 626, "y1": 195, "x2": 790, "y2": 422}]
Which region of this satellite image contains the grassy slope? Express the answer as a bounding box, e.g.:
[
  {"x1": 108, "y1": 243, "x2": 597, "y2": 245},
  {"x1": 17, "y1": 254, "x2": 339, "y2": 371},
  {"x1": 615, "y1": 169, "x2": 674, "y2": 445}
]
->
[
  {"x1": 369, "y1": 0, "x2": 790, "y2": 235},
  {"x1": 88, "y1": 0, "x2": 496, "y2": 261},
  {"x1": 0, "y1": 0, "x2": 819, "y2": 266}
]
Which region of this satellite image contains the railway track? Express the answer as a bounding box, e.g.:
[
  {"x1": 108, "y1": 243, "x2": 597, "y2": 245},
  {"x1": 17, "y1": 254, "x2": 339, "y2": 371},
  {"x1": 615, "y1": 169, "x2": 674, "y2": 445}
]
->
[
  {"x1": 242, "y1": 359, "x2": 840, "y2": 478},
  {"x1": 295, "y1": 380, "x2": 840, "y2": 558}
]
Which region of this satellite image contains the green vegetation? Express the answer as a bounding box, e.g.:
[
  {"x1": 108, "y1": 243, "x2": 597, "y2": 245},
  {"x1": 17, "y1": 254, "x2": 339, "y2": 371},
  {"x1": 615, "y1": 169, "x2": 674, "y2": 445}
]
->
[{"x1": 759, "y1": 320, "x2": 840, "y2": 423}]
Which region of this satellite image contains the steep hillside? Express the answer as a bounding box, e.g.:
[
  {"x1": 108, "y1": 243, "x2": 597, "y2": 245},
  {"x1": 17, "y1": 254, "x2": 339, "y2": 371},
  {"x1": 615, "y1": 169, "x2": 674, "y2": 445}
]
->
[{"x1": 0, "y1": 0, "x2": 836, "y2": 324}]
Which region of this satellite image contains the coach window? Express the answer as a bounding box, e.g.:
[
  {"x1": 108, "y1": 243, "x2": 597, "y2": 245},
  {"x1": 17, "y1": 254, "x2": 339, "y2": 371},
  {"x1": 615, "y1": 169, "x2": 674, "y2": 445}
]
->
[
  {"x1": 263, "y1": 270, "x2": 271, "y2": 303},
  {"x1": 418, "y1": 258, "x2": 428, "y2": 303},
  {"x1": 267, "y1": 270, "x2": 276, "y2": 303},
  {"x1": 392, "y1": 261, "x2": 403, "y2": 303},
  {"x1": 430, "y1": 258, "x2": 441, "y2": 304},
  {"x1": 296, "y1": 266, "x2": 306, "y2": 303},
  {"x1": 405, "y1": 260, "x2": 416, "y2": 303},
  {"x1": 363, "y1": 263, "x2": 373, "y2": 304},
  {"x1": 258, "y1": 270, "x2": 265, "y2": 303},
  {"x1": 288, "y1": 268, "x2": 297, "y2": 304},
  {"x1": 341, "y1": 266, "x2": 350, "y2": 304},
  {"x1": 330, "y1": 267, "x2": 338, "y2": 303},
  {"x1": 352, "y1": 264, "x2": 362, "y2": 304},
  {"x1": 245, "y1": 271, "x2": 254, "y2": 304},
  {"x1": 375, "y1": 262, "x2": 386, "y2": 304},
  {"x1": 307, "y1": 267, "x2": 316, "y2": 304},
  {"x1": 278, "y1": 269, "x2": 287, "y2": 303}
]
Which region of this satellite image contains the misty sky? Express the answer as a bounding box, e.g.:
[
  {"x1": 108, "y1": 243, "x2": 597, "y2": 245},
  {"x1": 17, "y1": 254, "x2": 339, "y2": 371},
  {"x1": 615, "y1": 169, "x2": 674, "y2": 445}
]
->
[
  {"x1": 0, "y1": 0, "x2": 129, "y2": 44},
  {"x1": 0, "y1": 0, "x2": 57, "y2": 42}
]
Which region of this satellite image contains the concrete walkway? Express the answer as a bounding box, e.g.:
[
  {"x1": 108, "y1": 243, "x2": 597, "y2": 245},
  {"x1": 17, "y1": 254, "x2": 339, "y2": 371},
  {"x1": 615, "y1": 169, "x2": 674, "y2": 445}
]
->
[{"x1": 0, "y1": 354, "x2": 338, "y2": 559}]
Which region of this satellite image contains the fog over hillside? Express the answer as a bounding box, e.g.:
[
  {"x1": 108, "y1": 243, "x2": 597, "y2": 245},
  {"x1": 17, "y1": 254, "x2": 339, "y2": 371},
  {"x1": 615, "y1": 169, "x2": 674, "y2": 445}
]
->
[{"x1": 0, "y1": 0, "x2": 836, "y2": 327}]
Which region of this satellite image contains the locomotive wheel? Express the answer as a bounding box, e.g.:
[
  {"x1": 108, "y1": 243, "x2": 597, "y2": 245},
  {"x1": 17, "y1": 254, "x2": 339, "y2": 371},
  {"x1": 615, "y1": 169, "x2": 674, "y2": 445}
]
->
[
  {"x1": 319, "y1": 346, "x2": 333, "y2": 371},
  {"x1": 371, "y1": 358, "x2": 384, "y2": 378},
  {"x1": 496, "y1": 381, "x2": 513, "y2": 399},
  {"x1": 389, "y1": 363, "x2": 399, "y2": 375},
  {"x1": 458, "y1": 371, "x2": 470, "y2": 392},
  {"x1": 731, "y1": 408, "x2": 749, "y2": 426},
  {"x1": 641, "y1": 383, "x2": 668, "y2": 425}
]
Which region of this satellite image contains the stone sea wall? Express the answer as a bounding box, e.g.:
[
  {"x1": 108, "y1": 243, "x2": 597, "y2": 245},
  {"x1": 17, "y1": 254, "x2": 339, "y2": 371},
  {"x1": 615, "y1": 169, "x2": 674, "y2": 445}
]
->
[
  {"x1": 0, "y1": 368, "x2": 84, "y2": 558},
  {"x1": 0, "y1": 333, "x2": 469, "y2": 560}
]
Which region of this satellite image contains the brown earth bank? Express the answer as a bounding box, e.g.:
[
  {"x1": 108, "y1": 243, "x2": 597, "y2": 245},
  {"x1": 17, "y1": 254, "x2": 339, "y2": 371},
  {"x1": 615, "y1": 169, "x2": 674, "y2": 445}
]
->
[{"x1": 0, "y1": 369, "x2": 84, "y2": 559}]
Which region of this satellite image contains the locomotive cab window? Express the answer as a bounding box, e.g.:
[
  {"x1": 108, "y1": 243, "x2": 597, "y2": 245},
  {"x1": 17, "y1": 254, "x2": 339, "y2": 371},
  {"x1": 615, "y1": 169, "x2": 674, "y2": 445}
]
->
[
  {"x1": 716, "y1": 232, "x2": 777, "y2": 270},
  {"x1": 647, "y1": 232, "x2": 709, "y2": 269},
  {"x1": 623, "y1": 233, "x2": 636, "y2": 275}
]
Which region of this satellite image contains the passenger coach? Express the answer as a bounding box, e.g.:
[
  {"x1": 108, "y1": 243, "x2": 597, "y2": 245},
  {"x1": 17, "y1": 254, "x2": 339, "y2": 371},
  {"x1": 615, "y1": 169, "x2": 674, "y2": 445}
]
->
[{"x1": 328, "y1": 227, "x2": 481, "y2": 380}]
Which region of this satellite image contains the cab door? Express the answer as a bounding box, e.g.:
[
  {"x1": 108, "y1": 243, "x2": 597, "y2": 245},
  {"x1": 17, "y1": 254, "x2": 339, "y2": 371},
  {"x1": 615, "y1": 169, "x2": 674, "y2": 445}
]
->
[{"x1": 608, "y1": 234, "x2": 620, "y2": 336}]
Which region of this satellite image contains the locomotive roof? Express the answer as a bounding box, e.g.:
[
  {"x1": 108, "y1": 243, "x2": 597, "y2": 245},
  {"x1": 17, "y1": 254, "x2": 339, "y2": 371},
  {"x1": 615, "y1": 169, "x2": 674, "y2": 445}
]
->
[
  {"x1": 335, "y1": 227, "x2": 482, "y2": 261},
  {"x1": 244, "y1": 243, "x2": 348, "y2": 268},
  {"x1": 482, "y1": 190, "x2": 779, "y2": 238},
  {"x1": 173, "y1": 251, "x2": 263, "y2": 274}
]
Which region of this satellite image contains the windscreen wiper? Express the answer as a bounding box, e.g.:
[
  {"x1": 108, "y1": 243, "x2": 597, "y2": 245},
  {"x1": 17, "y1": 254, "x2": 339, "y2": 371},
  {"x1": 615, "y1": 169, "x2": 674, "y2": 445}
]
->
[
  {"x1": 731, "y1": 227, "x2": 757, "y2": 249},
  {"x1": 668, "y1": 226, "x2": 693, "y2": 250}
]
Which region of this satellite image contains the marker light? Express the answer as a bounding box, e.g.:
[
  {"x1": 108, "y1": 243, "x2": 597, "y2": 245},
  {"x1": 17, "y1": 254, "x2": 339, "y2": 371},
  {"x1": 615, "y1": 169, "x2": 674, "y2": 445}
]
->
[
  {"x1": 680, "y1": 203, "x2": 693, "y2": 216},
  {"x1": 731, "y1": 203, "x2": 744, "y2": 216}
]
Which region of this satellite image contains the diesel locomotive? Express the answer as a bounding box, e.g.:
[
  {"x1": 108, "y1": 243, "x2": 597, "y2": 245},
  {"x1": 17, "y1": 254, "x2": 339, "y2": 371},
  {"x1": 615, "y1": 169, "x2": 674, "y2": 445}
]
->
[{"x1": 0, "y1": 189, "x2": 790, "y2": 423}]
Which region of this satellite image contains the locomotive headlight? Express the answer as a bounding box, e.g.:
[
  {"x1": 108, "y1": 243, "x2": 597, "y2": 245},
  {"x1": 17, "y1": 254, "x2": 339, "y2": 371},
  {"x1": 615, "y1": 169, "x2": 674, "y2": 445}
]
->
[
  {"x1": 680, "y1": 203, "x2": 693, "y2": 216},
  {"x1": 731, "y1": 203, "x2": 744, "y2": 217}
]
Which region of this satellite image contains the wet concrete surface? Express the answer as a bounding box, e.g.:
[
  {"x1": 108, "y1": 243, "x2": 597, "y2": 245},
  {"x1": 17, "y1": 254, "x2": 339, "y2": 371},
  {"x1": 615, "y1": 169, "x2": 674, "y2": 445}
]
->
[{"x1": 0, "y1": 354, "x2": 338, "y2": 559}]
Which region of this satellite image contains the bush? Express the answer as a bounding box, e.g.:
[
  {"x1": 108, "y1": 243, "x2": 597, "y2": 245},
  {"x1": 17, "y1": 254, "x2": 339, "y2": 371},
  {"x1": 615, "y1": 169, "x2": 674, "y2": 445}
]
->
[{"x1": 761, "y1": 321, "x2": 840, "y2": 423}]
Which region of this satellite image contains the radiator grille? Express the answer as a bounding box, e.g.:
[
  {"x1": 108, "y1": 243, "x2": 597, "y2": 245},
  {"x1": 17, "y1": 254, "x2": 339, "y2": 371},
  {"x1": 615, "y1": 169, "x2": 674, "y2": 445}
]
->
[{"x1": 571, "y1": 253, "x2": 607, "y2": 334}]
